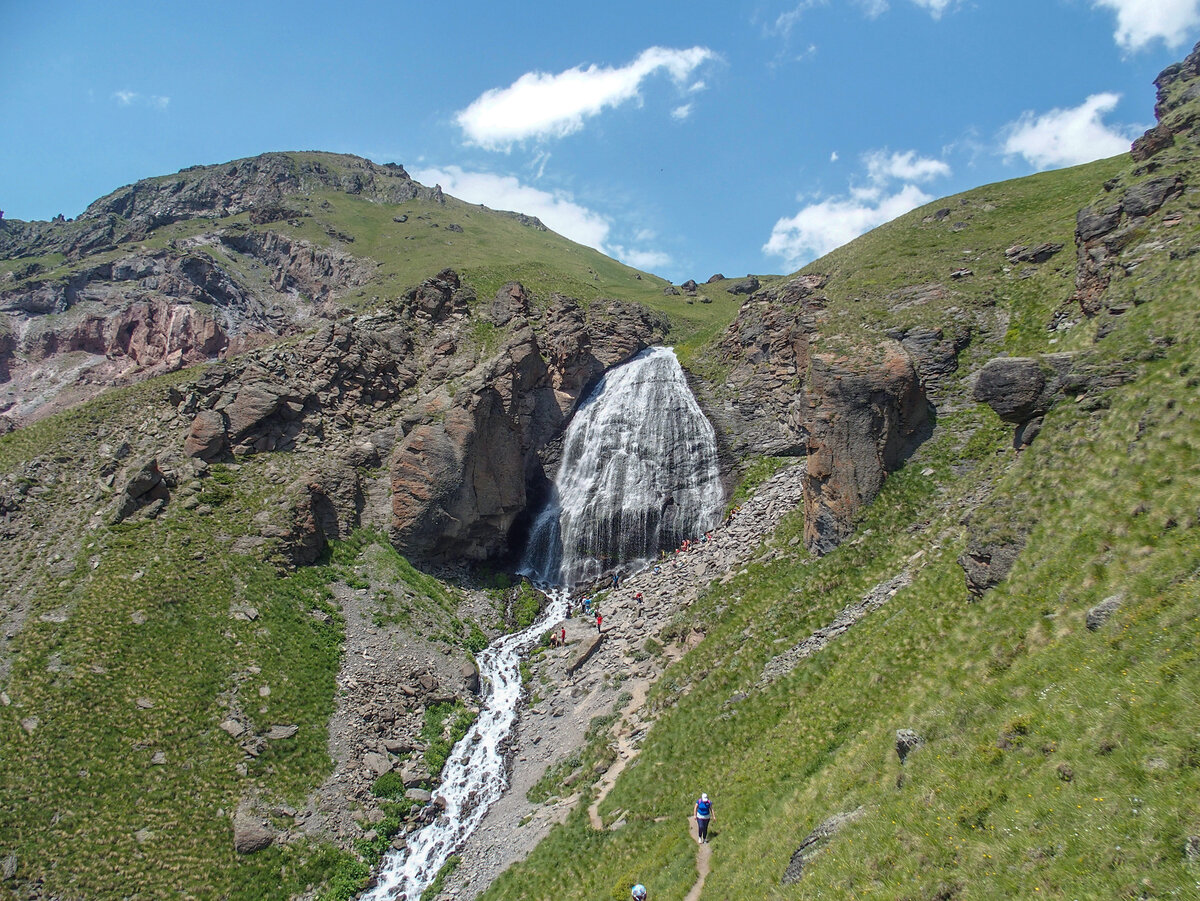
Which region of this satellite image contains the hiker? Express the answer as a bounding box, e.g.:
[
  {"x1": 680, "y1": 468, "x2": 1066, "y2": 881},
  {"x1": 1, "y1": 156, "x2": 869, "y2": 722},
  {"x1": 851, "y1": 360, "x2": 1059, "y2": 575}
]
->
[
  {"x1": 560, "y1": 625, "x2": 566, "y2": 647},
  {"x1": 596, "y1": 612, "x2": 603, "y2": 634},
  {"x1": 635, "y1": 591, "x2": 644, "y2": 613},
  {"x1": 694, "y1": 792, "x2": 713, "y2": 844},
  {"x1": 612, "y1": 572, "x2": 620, "y2": 589},
  {"x1": 631, "y1": 884, "x2": 647, "y2": 901},
  {"x1": 583, "y1": 596, "x2": 592, "y2": 616}
]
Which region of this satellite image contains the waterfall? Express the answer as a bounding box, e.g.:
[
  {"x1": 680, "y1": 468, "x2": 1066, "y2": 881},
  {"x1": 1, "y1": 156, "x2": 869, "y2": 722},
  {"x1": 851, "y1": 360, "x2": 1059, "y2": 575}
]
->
[
  {"x1": 363, "y1": 346, "x2": 722, "y2": 900},
  {"x1": 522, "y1": 345, "x2": 724, "y2": 586}
]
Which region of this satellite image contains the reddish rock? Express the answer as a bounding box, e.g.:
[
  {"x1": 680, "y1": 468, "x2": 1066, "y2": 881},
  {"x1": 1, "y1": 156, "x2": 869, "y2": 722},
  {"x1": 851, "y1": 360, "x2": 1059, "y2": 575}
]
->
[
  {"x1": 800, "y1": 341, "x2": 929, "y2": 554},
  {"x1": 184, "y1": 410, "x2": 228, "y2": 459}
]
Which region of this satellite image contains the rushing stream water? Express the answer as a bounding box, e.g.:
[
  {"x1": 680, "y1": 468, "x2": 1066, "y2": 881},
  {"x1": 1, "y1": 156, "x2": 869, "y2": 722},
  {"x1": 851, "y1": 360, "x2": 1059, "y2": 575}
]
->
[{"x1": 364, "y1": 346, "x2": 722, "y2": 900}]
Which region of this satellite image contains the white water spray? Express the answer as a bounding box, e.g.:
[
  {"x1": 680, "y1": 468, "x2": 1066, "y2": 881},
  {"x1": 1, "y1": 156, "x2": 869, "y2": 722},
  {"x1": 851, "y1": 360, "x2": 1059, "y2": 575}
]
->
[
  {"x1": 364, "y1": 346, "x2": 722, "y2": 899},
  {"x1": 522, "y1": 346, "x2": 724, "y2": 586}
]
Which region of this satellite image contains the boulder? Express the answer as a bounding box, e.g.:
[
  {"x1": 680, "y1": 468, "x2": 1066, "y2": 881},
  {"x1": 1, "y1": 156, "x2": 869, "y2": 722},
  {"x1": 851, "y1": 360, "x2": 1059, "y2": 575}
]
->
[
  {"x1": 800, "y1": 341, "x2": 929, "y2": 554},
  {"x1": 896, "y1": 729, "x2": 925, "y2": 764},
  {"x1": 728, "y1": 276, "x2": 759, "y2": 295},
  {"x1": 363, "y1": 752, "x2": 393, "y2": 777},
  {"x1": 1086, "y1": 595, "x2": 1123, "y2": 631},
  {"x1": 184, "y1": 409, "x2": 228, "y2": 459},
  {"x1": 232, "y1": 802, "x2": 274, "y2": 854},
  {"x1": 959, "y1": 535, "x2": 1025, "y2": 597},
  {"x1": 973, "y1": 354, "x2": 1075, "y2": 443}
]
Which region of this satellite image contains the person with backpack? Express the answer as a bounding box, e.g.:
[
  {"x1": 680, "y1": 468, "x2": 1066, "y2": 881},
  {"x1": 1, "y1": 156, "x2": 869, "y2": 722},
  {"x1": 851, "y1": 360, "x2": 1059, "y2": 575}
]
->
[{"x1": 694, "y1": 792, "x2": 713, "y2": 843}]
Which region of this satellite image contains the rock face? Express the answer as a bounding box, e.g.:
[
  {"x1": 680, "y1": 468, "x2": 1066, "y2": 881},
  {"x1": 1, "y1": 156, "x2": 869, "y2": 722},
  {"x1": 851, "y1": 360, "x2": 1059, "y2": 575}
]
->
[
  {"x1": 799, "y1": 341, "x2": 929, "y2": 554},
  {"x1": 172, "y1": 270, "x2": 666, "y2": 563},
  {"x1": 1131, "y1": 40, "x2": 1200, "y2": 162},
  {"x1": 706, "y1": 273, "x2": 827, "y2": 456},
  {"x1": 0, "y1": 153, "x2": 425, "y2": 430},
  {"x1": 390, "y1": 288, "x2": 668, "y2": 562}
]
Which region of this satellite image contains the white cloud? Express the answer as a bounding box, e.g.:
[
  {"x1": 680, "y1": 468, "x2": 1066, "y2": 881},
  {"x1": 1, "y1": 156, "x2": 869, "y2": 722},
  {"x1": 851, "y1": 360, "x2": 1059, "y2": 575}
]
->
[
  {"x1": 860, "y1": 0, "x2": 889, "y2": 16},
  {"x1": 763, "y1": 146, "x2": 951, "y2": 269},
  {"x1": 672, "y1": 104, "x2": 693, "y2": 120},
  {"x1": 764, "y1": 184, "x2": 934, "y2": 269},
  {"x1": 111, "y1": 90, "x2": 170, "y2": 109},
  {"x1": 456, "y1": 46, "x2": 716, "y2": 149},
  {"x1": 1092, "y1": 0, "x2": 1200, "y2": 50},
  {"x1": 1002, "y1": 93, "x2": 1137, "y2": 170},
  {"x1": 612, "y1": 246, "x2": 673, "y2": 270},
  {"x1": 830, "y1": 151, "x2": 839, "y2": 162},
  {"x1": 865, "y1": 149, "x2": 951, "y2": 182},
  {"x1": 412, "y1": 165, "x2": 611, "y2": 251},
  {"x1": 910, "y1": 0, "x2": 959, "y2": 17}
]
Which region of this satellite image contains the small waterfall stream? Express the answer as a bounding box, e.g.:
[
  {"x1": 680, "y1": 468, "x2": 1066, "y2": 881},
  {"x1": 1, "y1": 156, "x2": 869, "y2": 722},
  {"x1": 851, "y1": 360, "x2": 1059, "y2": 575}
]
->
[{"x1": 364, "y1": 346, "x2": 722, "y2": 900}]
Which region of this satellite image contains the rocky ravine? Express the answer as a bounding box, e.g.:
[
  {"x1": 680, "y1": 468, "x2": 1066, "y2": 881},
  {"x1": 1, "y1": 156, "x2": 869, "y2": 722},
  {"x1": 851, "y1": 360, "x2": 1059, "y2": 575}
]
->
[{"x1": 438, "y1": 461, "x2": 809, "y2": 900}]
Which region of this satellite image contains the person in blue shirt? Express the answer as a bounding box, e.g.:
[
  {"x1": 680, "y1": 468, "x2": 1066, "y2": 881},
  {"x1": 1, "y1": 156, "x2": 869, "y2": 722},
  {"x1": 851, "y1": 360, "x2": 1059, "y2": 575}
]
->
[{"x1": 694, "y1": 792, "x2": 713, "y2": 843}]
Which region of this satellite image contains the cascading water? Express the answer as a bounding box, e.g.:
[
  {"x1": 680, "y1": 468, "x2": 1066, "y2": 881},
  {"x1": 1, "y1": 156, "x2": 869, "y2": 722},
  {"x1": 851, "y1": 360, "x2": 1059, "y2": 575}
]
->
[
  {"x1": 522, "y1": 345, "x2": 724, "y2": 585},
  {"x1": 364, "y1": 346, "x2": 722, "y2": 900}
]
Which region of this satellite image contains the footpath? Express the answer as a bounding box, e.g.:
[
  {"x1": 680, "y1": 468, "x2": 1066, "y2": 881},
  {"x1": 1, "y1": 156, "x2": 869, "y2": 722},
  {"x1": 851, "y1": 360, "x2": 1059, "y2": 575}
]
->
[{"x1": 440, "y1": 461, "x2": 806, "y2": 899}]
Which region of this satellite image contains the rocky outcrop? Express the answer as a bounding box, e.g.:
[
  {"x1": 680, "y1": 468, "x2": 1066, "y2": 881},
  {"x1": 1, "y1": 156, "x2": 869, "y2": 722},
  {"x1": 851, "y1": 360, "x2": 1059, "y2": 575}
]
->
[
  {"x1": 799, "y1": 341, "x2": 929, "y2": 554},
  {"x1": 1131, "y1": 40, "x2": 1200, "y2": 162},
  {"x1": 0, "y1": 153, "x2": 443, "y2": 262},
  {"x1": 389, "y1": 290, "x2": 667, "y2": 562},
  {"x1": 959, "y1": 533, "x2": 1026, "y2": 597},
  {"x1": 1070, "y1": 174, "x2": 1185, "y2": 317},
  {"x1": 973, "y1": 354, "x2": 1075, "y2": 448},
  {"x1": 707, "y1": 273, "x2": 828, "y2": 456},
  {"x1": 782, "y1": 807, "x2": 864, "y2": 884}
]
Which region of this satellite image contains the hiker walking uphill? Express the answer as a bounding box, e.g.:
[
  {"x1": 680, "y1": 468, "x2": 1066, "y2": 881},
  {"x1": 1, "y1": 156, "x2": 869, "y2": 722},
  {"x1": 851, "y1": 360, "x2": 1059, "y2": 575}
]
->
[{"x1": 694, "y1": 792, "x2": 713, "y2": 844}]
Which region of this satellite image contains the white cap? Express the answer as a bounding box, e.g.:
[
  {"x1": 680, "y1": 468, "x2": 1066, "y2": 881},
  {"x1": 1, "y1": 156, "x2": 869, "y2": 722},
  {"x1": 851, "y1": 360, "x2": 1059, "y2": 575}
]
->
[{"x1": 701, "y1": 793, "x2": 708, "y2": 801}]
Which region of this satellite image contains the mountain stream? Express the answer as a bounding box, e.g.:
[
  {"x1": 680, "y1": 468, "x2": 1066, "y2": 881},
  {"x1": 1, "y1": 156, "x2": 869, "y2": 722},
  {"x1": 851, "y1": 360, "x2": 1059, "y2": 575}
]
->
[{"x1": 364, "y1": 346, "x2": 722, "y2": 899}]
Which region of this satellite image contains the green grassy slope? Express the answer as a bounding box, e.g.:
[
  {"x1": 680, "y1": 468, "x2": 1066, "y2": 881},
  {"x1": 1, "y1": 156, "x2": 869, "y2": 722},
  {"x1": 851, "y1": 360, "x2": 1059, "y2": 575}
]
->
[
  {"x1": 0, "y1": 396, "x2": 492, "y2": 897},
  {"x1": 478, "y1": 150, "x2": 1200, "y2": 899}
]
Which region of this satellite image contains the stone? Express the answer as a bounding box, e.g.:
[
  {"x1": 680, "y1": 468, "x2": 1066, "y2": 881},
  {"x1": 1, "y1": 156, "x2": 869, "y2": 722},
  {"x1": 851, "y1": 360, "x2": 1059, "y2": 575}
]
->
[
  {"x1": 363, "y1": 751, "x2": 393, "y2": 777},
  {"x1": 706, "y1": 273, "x2": 725, "y2": 283},
  {"x1": 233, "y1": 803, "x2": 274, "y2": 855},
  {"x1": 1005, "y1": 242, "x2": 1064, "y2": 264},
  {"x1": 1186, "y1": 836, "x2": 1200, "y2": 862},
  {"x1": 959, "y1": 536, "x2": 1025, "y2": 597},
  {"x1": 184, "y1": 410, "x2": 228, "y2": 459},
  {"x1": 728, "y1": 276, "x2": 759, "y2": 295},
  {"x1": 405, "y1": 788, "x2": 432, "y2": 803},
  {"x1": 1121, "y1": 175, "x2": 1184, "y2": 219},
  {"x1": 1086, "y1": 595, "x2": 1123, "y2": 631},
  {"x1": 896, "y1": 729, "x2": 924, "y2": 764},
  {"x1": 266, "y1": 724, "x2": 299, "y2": 740},
  {"x1": 782, "y1": 807, "x2": 864, "y2": 883},
  {"x1": 219, "y1": 719, "x2": 246, "y2": 738},
  {"x1": 150, "y1": 751, "x2": 166, "y2": 765},
  {"x1": 973, "y1": 354, "x2": 1075, "y2": 440}
]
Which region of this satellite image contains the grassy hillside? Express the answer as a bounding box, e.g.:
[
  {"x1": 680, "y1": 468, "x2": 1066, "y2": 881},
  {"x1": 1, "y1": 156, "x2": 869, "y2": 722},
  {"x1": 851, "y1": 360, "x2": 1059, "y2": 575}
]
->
[{"x1": 476, "y1": 147, "x2": 1200, "y2": 899}]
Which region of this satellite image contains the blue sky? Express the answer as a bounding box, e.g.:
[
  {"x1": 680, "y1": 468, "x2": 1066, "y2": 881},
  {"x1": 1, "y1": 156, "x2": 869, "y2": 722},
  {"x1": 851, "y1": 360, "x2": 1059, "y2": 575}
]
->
[{"x1": 2, "y1": 1, "x2": 1197, "y2": 282}]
